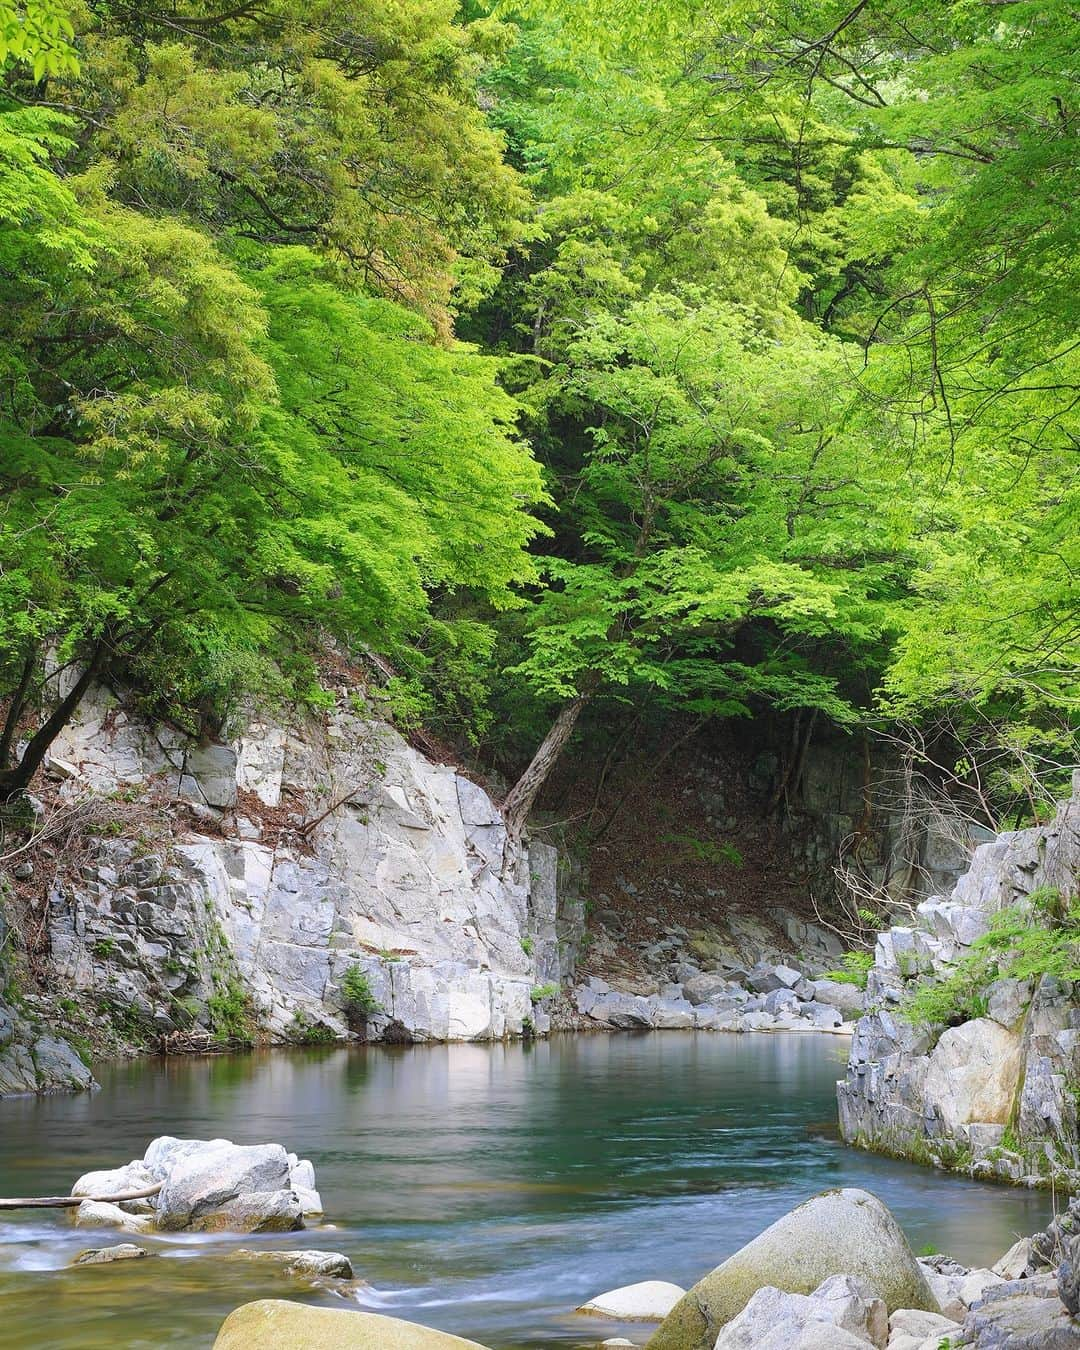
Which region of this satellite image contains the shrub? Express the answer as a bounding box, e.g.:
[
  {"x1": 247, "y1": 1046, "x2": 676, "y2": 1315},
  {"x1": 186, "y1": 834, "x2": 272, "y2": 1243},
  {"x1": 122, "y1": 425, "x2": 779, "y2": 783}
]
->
[
  {"x1": 823, "y1": 950, "x2": 874, "y2": 989},
  {"x1": 530, "y1": 982, "x2": 559, "y2": 1003},
  {"x1": 341, "y1": 964, "x2": 381, "y2": 1020},
  {"x1": 207, "y1": 978, "x2": 254, "y2": 1043},
  {"x1": 902, "y1": 893, "x2": 1080, "y2": 1027}
]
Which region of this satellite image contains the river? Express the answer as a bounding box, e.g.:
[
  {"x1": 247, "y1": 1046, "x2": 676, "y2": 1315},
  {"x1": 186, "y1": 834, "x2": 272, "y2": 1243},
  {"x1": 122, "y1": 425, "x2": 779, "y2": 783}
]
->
[{"x1": 0, "y1": 1033, "x2": 1051, "y2": 1348}]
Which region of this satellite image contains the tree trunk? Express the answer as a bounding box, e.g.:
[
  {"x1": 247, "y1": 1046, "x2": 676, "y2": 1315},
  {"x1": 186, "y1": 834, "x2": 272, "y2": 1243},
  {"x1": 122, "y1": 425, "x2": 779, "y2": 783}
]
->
[
  {"x1": 0, "y1": 641, "x2": 106, "y2": 801},
  {"x1": 0, "y1": 641, "x2": 38, "y2": 773},
  {"x1": 501, "y1": 693, "x2": 590, "y2": 844}
]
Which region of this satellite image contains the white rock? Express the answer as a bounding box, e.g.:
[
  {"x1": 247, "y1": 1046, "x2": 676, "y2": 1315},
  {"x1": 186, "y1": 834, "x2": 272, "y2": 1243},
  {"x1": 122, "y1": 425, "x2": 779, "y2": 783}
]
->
[
  {"x1": 155, "y1": 1141, "x2": 295, "y2": 1232},
  {"x1": 887, "y1": 1306, "x2": 962, "y2": 1348},
  {"x1": 71, "y1": 1162, "x2": 156, "y2": 1199},
  {"x1": 289, "y1": 1159, "x2": 316, "y2": 1190},
  {"x1": 73, "y1": 1200, "x2": 152, "y2": 1234},
  {"x1": 922, "y1": 1020, "x2": 1022, "y2": 1130},
  {"x1": 577, "y1": 1280, "x2": 686, "y2": 1321},
  {"x1": 292, "y1": 1185, "x2": 323, "y2": 1216},
  {"x1": 712, "y1": 1278, "x2": 887, "y2": 1350},
  {"x1": 991, "y1": 1237, "x2": 1031, "y2": 1280}
]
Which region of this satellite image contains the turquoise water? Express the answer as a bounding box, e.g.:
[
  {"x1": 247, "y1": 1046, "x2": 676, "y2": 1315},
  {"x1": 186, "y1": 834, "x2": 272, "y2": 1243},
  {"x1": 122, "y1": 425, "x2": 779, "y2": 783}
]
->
[{"x1": 0, "y1": 1034, "x2": 1052, "y2": 1348}]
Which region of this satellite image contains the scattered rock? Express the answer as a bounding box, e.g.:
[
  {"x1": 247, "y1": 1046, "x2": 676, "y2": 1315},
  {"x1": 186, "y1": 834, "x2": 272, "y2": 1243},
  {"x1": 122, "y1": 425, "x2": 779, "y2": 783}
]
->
[
  {"x1": 886, "y1": 1307, "x2": 961, "y2": 1350},
  {"x1": 577, "y1": 1281, "x2": 686, "y2": 1321},
  {"x1": 712, "y1": 1274, "x2": 888, "y2": 1350},
  {"x1": 648, "y1": 1189, "x2": 936, "y2": 1350},
  {"x1": 992, "y1": 1239, "x2": 1032, "y2": 1281},
  {"x1": 234, "y1": 1249, "x2": 354, "y2": 1279},
  {"x1": 812, "y1": 980, "x2": 865, "y2": 1018},
  {"x1": 72, "y1": 1244, "x2": 149, "y2": 1266},
  {"x1": 961, "y1": 1272, "x2": 1080, "y2": 1348},
  {"x1": 923, "y1": 1267, "x2": 1003, "y2": 1321},
  {"x1": 748, "y1": 964, "x2": 803, "y2": 994},
  {"x1": 681, "y1": 973, "x2": 732, "y2": 1006},
  {"x1": 213, "y1": 1300, "x2": 491, "y2": 1349}
]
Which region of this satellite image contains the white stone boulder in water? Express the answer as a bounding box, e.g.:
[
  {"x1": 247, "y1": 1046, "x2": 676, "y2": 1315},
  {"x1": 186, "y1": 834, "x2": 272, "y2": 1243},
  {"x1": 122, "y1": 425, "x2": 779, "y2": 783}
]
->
[
  {"x1": 577, "y1": 1280, "x2": 686, "y2": 1320},
  {"x1": 70, "y1": 1136, "x2": 318, "y2": 1234},
  {"x1": 712, "y1": 1275, "x2": 888, "y2": 1349},
  {"x1": 646, "y1": 1189, "x2": 936, "y2": 1350},
  {"x1": 155, "y1": 1141, "x2": 301, "y2": 1232}
]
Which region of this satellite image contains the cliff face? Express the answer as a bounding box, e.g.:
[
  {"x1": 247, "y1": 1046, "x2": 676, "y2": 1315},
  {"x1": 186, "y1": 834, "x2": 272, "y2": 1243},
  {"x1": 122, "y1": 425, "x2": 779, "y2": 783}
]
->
[
  {"x1": 838, "y1": 774, "x2": 1080, "y2": 1188},
  {"x1": 0, "y1": 677, "x2": 582, "y2": 1093}
]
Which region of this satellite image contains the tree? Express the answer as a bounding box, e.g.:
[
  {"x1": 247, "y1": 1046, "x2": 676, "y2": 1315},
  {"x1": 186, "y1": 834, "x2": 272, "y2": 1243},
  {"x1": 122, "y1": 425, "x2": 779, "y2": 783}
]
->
[
  {"x1": 500, "y1": 289, "x2": 910, "y2": 836},
  {"x1": 0, "y1": 135, "x2": 545, "y2": 796}
]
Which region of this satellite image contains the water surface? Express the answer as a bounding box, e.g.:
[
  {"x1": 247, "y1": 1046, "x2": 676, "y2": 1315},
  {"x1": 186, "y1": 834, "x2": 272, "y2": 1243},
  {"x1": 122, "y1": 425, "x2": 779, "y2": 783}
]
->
[{"x1": 0, "y1": 1034, "x2": 1051, "y2": 1348}]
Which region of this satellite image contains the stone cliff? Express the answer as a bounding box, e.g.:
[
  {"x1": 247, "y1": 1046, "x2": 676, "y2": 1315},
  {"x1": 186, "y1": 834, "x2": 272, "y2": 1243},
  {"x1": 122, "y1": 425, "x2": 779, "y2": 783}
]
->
[
  {"x1": 0, "y1": 675, "x2": 583, "y2": 1093},
  {"x1": 838, "y1": 773, "x2": 1080, "y2": 1188}
]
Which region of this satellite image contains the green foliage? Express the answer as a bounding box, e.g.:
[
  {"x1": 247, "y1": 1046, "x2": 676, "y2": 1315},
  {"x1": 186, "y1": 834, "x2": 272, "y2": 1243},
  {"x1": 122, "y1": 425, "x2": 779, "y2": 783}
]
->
[
  {"x1": 823, "y1": 950, "x2": 874, "y2": 989},
  {"x1": 530, "y1": 982, "x2": 559, "y2": 1002},
  {"x1": 1, "y1": 0, "x2": 1074, "y2": 822},
  {"x1": 0, "y1": 0, "x2": 77, "y2": 78},
  {"x1": 903, "y1": 892, "x2": 1080, "y2": 1027},
  {"x1": 207, "y1": 979, "x2": 254, "y2": 1044},
  {"x1": 341, "y1": 964, "x2": 381, "y2": 1020},
  {"x1": 289, "y1": 1012, "x2": 338, "y2": 1045},
  {"x1": 520, "y1": 936, "x2": 534, "y2": 955}
]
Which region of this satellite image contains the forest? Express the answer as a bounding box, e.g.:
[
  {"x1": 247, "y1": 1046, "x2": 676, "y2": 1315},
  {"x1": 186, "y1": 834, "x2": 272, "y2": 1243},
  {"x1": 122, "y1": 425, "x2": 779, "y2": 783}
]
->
[
  {"x1": 0, "y1": 0, "x2": 1076, "y2": 820},
  {"x1": 0, "y1": 6, "x2": 1079, "y2": 1348}
]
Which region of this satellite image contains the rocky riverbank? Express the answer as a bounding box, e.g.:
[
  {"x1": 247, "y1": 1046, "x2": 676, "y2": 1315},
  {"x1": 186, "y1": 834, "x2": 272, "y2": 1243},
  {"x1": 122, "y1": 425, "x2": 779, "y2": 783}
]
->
[
  {"x1": 0, "y1": 675, "x2": 875, "y2": 1097},
  {"x1": 839, "y1": 775, "x2": 1080, "y2": 1189},
  {"x1": 192, "y1": 1185, "x2": 1080, "y2": 1349}
]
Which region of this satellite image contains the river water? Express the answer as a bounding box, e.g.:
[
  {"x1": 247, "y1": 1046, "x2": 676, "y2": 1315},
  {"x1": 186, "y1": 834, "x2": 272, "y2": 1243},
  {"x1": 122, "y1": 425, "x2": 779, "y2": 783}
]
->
[{"x1": 0, "y1": 1033, "x2": 1051, "y2": 1348}]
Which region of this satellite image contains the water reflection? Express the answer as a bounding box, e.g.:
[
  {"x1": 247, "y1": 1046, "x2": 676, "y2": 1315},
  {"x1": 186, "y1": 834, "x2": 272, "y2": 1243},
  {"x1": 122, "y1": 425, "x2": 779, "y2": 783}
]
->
[{"x1": 0, "y1": 1034, "x2": 1052, "y2": 1349}]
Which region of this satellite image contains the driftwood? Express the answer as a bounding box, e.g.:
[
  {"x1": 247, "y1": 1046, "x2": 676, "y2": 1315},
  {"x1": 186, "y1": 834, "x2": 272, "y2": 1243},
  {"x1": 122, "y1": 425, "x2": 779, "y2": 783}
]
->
[{"x1": 0, "y1": 1182, "x2": 162, "y2": 1210}]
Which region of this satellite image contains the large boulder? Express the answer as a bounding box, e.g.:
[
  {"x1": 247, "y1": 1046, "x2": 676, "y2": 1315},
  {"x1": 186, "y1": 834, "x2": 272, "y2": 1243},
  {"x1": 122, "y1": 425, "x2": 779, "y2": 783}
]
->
[
  {"x1": 922, "y1": 1019, "x2": 1022, "y2": 1130},
  {"x1": 213, "y1": 1301, "x2": 491, "y2": 1349},
  {"x1": 681, "y1": 973, "x2": 733, "y2": 1006},
  {"x1": 647, "y1": 1189, "x2": 936, "y2": 1350},
  {"x1": 812, "y1": 979, "x2": 865, "y2": 1019},
  {"x1": 577, "y1": 1281, "x2": 686, "y2": 1320},
  {"x1": 155, "y1": 1142, "x2": 301, "y2": 1232}
]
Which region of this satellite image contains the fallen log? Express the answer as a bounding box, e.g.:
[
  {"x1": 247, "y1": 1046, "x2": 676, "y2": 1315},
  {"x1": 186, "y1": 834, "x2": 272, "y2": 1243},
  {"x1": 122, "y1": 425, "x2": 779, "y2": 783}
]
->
[{"x1": 0, "y1": 1182, "x2": 162, "y2": 1210}]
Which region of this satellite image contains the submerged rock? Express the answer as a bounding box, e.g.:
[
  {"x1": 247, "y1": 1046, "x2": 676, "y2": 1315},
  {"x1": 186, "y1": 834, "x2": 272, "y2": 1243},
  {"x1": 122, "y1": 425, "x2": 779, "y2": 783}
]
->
[
  {"x1": 72, "y1": 1243, "x2": 149, "y2": 1265},
  {"x1": 647, "y1": 1188, "x2": 935, "y2": 1350},
  {"x1": 213, "y1": 1300, "x2": 491, "y2": 1349},
  {"x1": 577, "y1": 1280, "x2": 686, "y2": 1321},
  {"x1": 234, "y1": 1249, "x2": 354, "y2": 1279}
]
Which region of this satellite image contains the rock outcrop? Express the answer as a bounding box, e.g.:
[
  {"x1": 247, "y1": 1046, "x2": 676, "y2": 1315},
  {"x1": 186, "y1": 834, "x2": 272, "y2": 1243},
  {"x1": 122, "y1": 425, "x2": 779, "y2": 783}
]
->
[
  {"x1": 838, "y1": 776, "x2": 1080, "y2": 1187},
  {"x1": 6, "y1": 676, "x2": 585, "y2": 1066}
]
